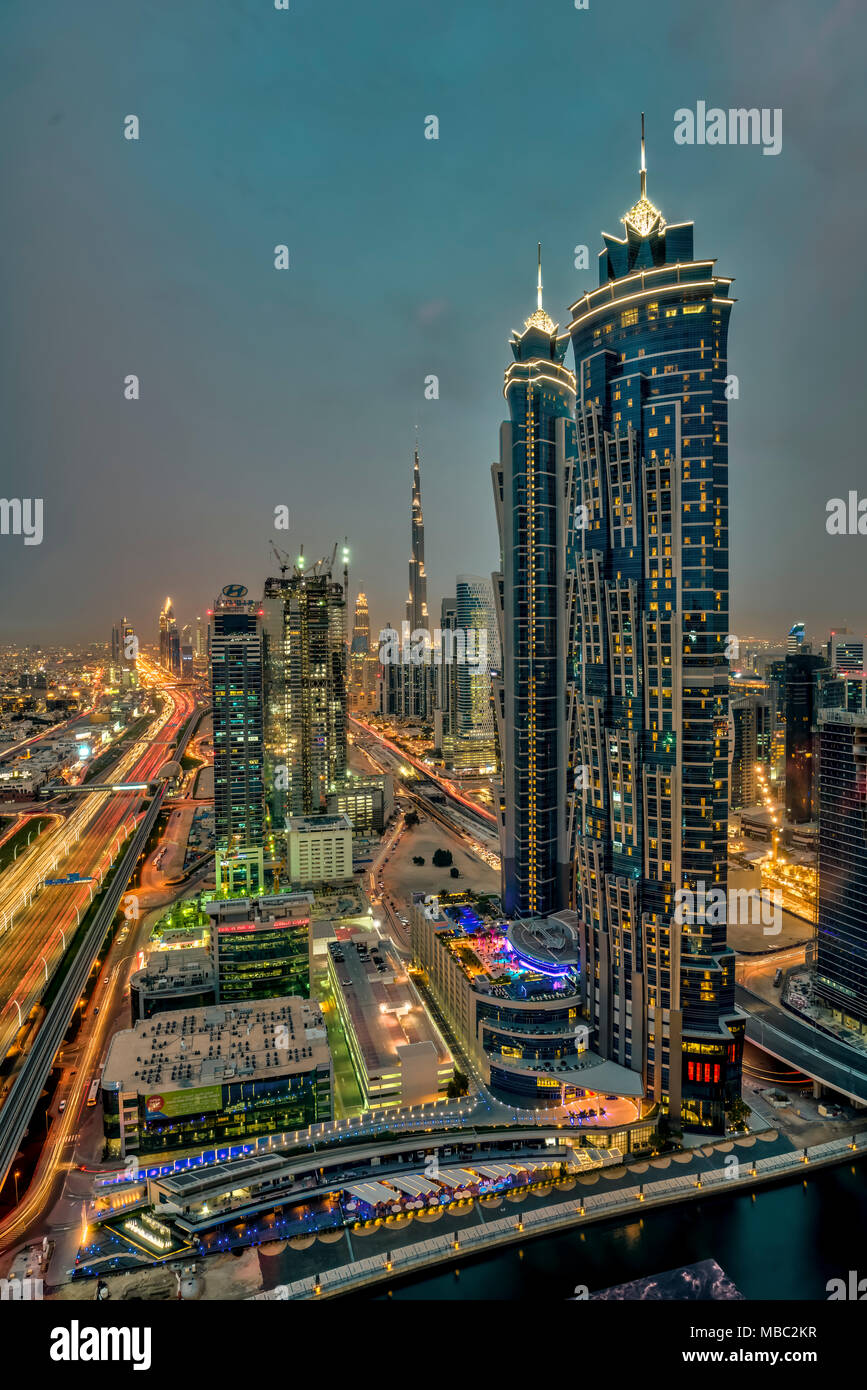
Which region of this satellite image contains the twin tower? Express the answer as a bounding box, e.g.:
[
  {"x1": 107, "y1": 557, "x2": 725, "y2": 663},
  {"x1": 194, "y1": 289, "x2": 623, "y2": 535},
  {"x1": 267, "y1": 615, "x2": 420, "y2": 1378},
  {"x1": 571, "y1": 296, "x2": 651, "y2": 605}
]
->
[{"x1": 491, "y1": 124, "x2": 743, "y2": 1132}]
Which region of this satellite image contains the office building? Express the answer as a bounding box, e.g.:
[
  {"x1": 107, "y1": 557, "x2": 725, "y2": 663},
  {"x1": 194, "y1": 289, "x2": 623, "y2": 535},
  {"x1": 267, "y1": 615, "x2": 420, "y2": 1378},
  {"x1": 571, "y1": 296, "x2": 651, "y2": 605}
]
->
[
  {"x1": 159, "y1": 598, "x2": 181, "y2": 675},
  {"x1": 568, "y1": 121, "x2": 742, "y2": 1131},
  {"x1": 101, "y1": 998, "x2": 332, "y2": 1158},
  {"x1": 453, "y1": 575, "x2": 500, "y2": 772},
  {"x1": 327, "y1": 928, "x2": 452, "y2": 1108},
  {"x1": 129, "y1": 949, "x2": 215, "y2": 1021},
  {"x1": 491, "y1": 245, "x2": 577, "y2": 917},
  {"x1": 785, "y1": 650, "x2": 829, "y2": 823},
  {"x1": 205, "y1": 893, "x2": 313, "y2": 1003},
  {"x1": 210, "y1": 586, "x2": 266, "y2": 893},
  {"x1": 350, "y1": 589, "x2": 371, "y2": 655},
  {"x1": 262, "y1": 556, "x2": 348, "y2": 825},
  {"x1": 326, "y1": 771, "x2": 394, "y2": 835},
  {"x1": 434, "y1": 596, "x2": 459, "y2": 765},
  {"x1": 729, "y1": 692, "x2": 772, "y2": 810},
  {"x1": 787, "y1": 621, "x2": 807, "y2": 654},
  {"x1": 286, "y1": 813, "x2": 353, "y2": 886},
  {"x1": 347, "y1": 591, "x2": 379, "y2": 714},
  {"x1": 815, "y1": 676, "x2": 867, "y2": 1030},
  {"x1": 827, "y1": 629, "x2": 864, "y2": 675}
]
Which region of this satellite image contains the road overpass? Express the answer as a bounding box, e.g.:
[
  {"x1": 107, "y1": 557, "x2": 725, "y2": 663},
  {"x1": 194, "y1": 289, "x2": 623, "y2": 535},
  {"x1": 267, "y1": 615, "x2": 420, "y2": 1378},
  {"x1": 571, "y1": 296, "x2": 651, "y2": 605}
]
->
[{"x1": 737, "y1": 984, "x2": 867, "y2": 1105}]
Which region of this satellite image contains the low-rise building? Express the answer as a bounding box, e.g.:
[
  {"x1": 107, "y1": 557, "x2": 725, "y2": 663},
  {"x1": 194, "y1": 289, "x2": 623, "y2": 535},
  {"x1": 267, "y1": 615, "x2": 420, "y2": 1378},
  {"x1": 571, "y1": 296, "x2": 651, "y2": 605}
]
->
[
  {"x1": 130, "y1": 949, "x2": 215, "y2": 1021},
  {"x1": 411, "y1": 897, "x2": 645, "y2": 1109},
  {"x1": 326, "y1": 772, "x2": 394, "y2": 836},
  {"x1": 286, "y1": 813, "x2": 353, "y2": 886},
  {"x1": 204, "y1": 893, "x2": 313, "y2": 1003},
  {"x1": 327, "y1": 927, "x2": 452, "y2": 1108},
  {"x1": 102, "y1": 997, "x2": 332, "y2": 1158}
]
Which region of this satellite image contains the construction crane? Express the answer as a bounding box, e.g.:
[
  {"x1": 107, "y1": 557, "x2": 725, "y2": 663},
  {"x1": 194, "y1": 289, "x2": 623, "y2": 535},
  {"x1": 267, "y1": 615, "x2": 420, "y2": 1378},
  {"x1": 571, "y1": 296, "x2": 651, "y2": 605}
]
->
[
  {"x1": 269, "y1": 540, "x2": 292, "y2": 577},
  {"x1": 269, "y1": 538, "x2": 349, "y2": 583}
]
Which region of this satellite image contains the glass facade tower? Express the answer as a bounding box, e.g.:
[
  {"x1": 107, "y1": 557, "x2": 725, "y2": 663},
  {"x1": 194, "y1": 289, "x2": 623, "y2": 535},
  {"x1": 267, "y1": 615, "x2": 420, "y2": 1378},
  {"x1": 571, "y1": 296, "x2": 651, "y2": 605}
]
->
[
  {"x1": 211, "y1": 590, "x2": 266, "y2": 893},
  {"x1": 492, "y1": 248, "x2": 577, "y2": 918},
  {"x1": 568, "y1": 127, "x2": 743, "y2": 1131}
]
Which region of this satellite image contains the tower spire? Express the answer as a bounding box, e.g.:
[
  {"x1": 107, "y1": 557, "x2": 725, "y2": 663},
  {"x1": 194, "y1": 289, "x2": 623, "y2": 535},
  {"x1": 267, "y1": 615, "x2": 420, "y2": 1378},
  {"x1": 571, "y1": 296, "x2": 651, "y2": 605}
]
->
[
  {"x1": 640, "y1": 111, "x2": 647, "y2": 199},
  {"x1": 524, "y1": 242, "x2": 556, "y2": 334},
  {"x1": 623, "y1": 112, "x2": 664, "y2": 237}
]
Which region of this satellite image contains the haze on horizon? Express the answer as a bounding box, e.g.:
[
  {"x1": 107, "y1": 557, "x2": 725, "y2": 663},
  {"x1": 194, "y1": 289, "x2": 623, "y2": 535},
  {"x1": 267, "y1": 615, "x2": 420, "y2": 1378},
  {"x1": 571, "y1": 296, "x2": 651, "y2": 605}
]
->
[{"x1": 2, "y1": 0, "x2": 865, "y2": 650}]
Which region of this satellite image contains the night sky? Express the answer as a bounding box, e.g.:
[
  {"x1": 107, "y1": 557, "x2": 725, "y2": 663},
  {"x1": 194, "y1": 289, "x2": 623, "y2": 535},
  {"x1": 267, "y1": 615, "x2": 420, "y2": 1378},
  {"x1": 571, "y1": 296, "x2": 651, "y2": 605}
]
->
[{"x1": 2, "y1": 0, "x2": 865, "y2": 648}]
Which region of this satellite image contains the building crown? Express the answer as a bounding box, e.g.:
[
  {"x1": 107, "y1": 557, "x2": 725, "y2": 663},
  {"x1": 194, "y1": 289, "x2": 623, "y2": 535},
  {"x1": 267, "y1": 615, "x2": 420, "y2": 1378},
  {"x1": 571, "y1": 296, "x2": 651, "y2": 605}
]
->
[
  {"x1": 523, "y1": 242, "x2": 556, "y2": 334},
  {"x1": 622, "y1": 113, "x2": 665, "y2": 237}
]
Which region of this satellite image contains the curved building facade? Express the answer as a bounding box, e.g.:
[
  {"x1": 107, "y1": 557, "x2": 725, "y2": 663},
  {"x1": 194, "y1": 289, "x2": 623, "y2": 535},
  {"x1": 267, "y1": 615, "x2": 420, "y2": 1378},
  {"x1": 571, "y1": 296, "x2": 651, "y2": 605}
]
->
[
  {"x1": 568, "y1": 128, "x2": 743, "y2": 1131},
  {"x1": 492, "y1": 250, "x2": 577, "y2": 919}
]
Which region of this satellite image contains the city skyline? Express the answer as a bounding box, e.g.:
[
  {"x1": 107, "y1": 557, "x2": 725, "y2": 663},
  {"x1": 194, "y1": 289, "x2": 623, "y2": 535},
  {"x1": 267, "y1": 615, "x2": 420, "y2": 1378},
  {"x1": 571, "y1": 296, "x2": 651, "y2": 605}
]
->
[
  {"x1": 2, "y1": 1, "x2": 867, "y2": 1328},
  {"x1": 3, "y1": 0, "x2": 866, "y2": 647}
]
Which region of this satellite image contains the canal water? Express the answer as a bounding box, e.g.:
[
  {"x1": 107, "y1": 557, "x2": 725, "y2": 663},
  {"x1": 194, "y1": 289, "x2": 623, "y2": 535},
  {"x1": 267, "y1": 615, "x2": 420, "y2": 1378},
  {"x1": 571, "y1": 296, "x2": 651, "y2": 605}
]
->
[{"x1": 371, "y1": 1159, "x2": 866, "y2": 1300}]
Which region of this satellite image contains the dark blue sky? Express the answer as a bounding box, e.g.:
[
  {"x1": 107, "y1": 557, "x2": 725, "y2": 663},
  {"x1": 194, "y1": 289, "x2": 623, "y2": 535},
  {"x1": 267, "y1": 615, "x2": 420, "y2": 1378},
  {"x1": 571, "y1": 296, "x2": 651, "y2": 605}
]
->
[{"x1": 2, "y1": 0, "x2": 865, "y2": 648}]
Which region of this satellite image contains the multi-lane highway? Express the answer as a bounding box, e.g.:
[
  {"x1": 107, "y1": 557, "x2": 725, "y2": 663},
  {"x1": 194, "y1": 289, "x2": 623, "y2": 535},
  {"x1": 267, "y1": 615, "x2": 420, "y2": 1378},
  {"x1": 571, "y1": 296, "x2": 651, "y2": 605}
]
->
[
  {"x1": 0, "y1": 674, "x2": 201, "y2": 1237},
  {"x1": 0, "y1": 786, "x2": 169, "y2": 1235},
  {"x1": 0, "y1": 676, "x2": 196, "y2": 1062}
]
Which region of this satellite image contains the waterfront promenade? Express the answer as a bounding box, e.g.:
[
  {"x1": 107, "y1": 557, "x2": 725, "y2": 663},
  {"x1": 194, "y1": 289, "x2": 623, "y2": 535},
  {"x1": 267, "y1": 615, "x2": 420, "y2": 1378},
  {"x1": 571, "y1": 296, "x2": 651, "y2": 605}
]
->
[{"x1": 255, "y1": 1130, "x2": 867, "y2": 1300}]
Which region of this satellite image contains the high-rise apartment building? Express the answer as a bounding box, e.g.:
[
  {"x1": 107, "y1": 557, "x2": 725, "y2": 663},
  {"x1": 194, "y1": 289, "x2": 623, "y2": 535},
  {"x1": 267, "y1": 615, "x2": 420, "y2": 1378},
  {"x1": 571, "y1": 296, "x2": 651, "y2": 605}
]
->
[
  {"x1": 568, "y1": 123, "x2": 742, "y2": 1131},
  {"x1": 210, "y1": 585, "x2": 266, "y2": 894},
  {"x1": 262, "y1": 557, "x2": 347, "y2": 827}
]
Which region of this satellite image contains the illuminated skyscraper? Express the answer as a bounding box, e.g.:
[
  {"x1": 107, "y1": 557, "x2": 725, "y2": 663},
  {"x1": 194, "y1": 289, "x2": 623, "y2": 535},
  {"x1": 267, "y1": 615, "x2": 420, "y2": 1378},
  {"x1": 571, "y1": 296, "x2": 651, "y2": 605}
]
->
[
  {"x1": 435, "y1": 595, "x2": 458, "y2": 767},
  {"x1": 348, "y1": 590, "x2": 378, "y2": 713},
  {"x1": 263, "y1": 553, "x2": 348, "y2": 825},
  {"x1": 454, "y1": 575, "x2": 500, "y2": 772},
  {"x1": 568, "y1": 119, "x2": 742, "y2": 1131},
  {"x1": 380, "y1": 448, "x2": 434, "y2": 721},
  {"x1": 785, "y1": 649, "x2": 828, "y2": 823},
  {"x1": 159, "y1": 597, "x2": 180, "y2": 675},
  {"x1": 351, "y1": 590, "x2": 371, "y2": 655},
  {"x1": 492, "y1": 246, "x2": 577, "y2": 917},
  {"x1": 787, "y1": 621, "x2": 807, "y2": 654},
  {"x1": 406, "y1": 445, "x2": 428, "y2": 635},
  {"x1": 210, "y1": 586, "x2": 266, "y2": 894}
]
